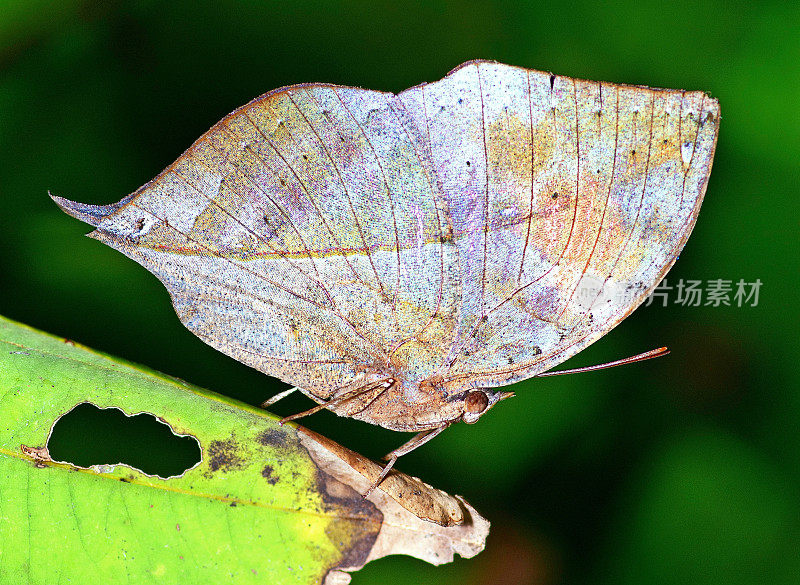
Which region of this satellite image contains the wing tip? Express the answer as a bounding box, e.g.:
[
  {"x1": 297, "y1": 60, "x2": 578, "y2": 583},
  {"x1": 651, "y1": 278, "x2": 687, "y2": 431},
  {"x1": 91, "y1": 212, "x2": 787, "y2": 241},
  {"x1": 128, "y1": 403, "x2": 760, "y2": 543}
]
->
[{"x1": 49, "y1": 191, "x2": 132, "y2": 228}]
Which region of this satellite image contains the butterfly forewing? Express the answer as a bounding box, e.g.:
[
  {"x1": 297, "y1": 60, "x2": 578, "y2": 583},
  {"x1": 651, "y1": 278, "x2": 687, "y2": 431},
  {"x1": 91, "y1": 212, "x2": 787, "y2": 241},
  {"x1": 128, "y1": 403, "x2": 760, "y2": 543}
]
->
[{"x1": 394, "y1": 62, "x2": 718, "y2": 387}]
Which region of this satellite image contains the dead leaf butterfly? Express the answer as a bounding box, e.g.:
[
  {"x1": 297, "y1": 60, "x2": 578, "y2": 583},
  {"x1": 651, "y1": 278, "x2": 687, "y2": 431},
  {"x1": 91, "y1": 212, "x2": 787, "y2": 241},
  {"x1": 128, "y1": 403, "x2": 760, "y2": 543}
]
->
[{"x1": 54, "y1": 60, "x2": 719, "y2": 491}]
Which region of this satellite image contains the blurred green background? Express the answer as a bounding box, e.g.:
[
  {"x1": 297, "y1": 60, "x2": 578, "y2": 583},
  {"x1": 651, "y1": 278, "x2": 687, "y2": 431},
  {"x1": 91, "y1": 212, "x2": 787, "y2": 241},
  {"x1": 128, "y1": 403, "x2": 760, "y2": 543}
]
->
[{"x1": 2, "y1": 1, "x2": 799, "y2": 584}]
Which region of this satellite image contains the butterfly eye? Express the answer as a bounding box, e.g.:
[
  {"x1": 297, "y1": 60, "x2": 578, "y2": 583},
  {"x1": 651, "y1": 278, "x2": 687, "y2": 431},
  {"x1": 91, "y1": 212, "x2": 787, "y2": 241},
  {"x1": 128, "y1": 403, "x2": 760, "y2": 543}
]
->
[{"x1": 464, "y1": 390, "x2": 489, "y2": 414}]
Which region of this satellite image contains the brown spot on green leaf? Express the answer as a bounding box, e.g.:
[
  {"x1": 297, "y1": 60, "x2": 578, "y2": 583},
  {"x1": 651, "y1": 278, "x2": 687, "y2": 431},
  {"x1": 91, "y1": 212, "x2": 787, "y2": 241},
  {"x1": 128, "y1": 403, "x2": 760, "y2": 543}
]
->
[
  {"x1": 256, "y1": 428, "x2": 294, "y2": 448},
  {"x1": 207, "y1": 436, "x2": 247, "y2": 473},
  {"x1": 261, "y1": 464, "x2": 278, "y2": 485}
]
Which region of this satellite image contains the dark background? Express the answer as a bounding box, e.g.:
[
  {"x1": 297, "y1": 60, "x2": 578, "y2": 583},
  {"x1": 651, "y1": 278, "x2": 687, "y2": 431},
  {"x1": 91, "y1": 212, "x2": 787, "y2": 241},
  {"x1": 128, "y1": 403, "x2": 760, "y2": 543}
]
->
[{"x1": 2, "y1": 1, "x2": 799, "y2": 584}]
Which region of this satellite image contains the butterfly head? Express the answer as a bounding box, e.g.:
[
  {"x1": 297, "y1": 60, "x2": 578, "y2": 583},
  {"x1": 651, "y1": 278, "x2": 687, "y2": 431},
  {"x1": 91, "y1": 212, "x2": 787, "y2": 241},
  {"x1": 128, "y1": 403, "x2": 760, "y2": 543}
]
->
[{"x1": 460, "y1": 389, "x2": 514, "y2": 424}]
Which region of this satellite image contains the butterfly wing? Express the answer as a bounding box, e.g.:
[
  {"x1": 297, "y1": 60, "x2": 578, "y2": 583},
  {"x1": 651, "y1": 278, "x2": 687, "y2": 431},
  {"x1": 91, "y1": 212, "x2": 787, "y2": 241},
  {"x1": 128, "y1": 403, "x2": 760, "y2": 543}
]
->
[
  {"x1": 53, "y1": 82, "x2": 460, "y2": 400},
  {"x1": 53, "y1": 61, "x2": 719, "y2": 414},
  {"x1": 396, "y1": 61, "x2": 719, "y2": 388}
]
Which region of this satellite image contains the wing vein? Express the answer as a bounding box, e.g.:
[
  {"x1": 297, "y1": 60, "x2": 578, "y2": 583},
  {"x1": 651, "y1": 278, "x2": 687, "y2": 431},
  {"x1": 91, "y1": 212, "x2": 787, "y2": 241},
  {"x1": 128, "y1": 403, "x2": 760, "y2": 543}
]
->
[
  {"x1": 578, "y1": 85, "x2": 621, "y2": 313},
  {"x1": 518, "y1": 70, "x2": 535, "y2": 282},
  {"x1": 559, "y1": 79, "x2": 608, "y2": 323},
  {"x1": 291, "y1": 89, "x2": 388, "y2": 297},
  {"x1": 171, "y1": 158, "x2": 326, "y2": 301},
  {"x1": 241, "y1": 108, "x2": 389, "y2": 356},
  {"x1": 328, "y1": 88, "x2": 402, "y2": 319},
  {"x1": 385, "y1": 97, "x2": 450, "y2": 359},
  {"x1": 477, "y1": 64, "x2": 489, "y2": 317},
  {"x1": 218, "y1": 121, "x2": 325, "y2": 282},
  {"x1": 126, "y1": 200, "x2": 329, "y2": 310},
  {"x1": 212, "y1": 120, "x2": 377, "y2": 347},
  {"x1": 244, "y1": 107, "x2": 372, "y2": 294}
]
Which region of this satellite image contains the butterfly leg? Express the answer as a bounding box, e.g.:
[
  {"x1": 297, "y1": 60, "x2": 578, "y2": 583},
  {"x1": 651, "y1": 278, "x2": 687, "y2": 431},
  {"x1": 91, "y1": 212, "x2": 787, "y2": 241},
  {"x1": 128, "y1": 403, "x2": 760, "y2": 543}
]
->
[
  {"x1": 279, "y1": 380, "x2": 391, "y2": 424},
  {"x1": 364, "y1": 424, "x2": 450, "y2": 496},
  {"x1": 259, "y1": 386, "x2": 300, "y2": 409},
  {"x1": 278, "y1": 389, "x2": 376, "y2": 424},
  {"x1": 279, "y1": 401, "x2": 332, "y2": 424}
]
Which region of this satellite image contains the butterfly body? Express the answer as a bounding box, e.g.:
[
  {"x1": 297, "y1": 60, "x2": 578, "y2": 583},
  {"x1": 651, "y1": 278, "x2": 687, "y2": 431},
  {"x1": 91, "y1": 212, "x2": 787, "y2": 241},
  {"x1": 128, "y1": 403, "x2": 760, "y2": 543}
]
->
[{"x1": 291, "y1": 371, "x2": 511, "y2": 432}]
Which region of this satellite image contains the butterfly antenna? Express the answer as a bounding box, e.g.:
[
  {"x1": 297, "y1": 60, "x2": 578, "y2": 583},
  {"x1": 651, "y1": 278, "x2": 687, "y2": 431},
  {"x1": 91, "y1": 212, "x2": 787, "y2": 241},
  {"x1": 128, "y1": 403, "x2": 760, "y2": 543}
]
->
[{"x1": 536, "y1": 347, "x2": 669, "y2": 377}]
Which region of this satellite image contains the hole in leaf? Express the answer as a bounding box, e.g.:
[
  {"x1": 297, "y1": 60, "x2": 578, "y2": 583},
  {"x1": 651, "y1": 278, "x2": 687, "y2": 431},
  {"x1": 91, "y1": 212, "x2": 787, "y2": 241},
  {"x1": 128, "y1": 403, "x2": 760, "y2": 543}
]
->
[{"x1": 48, "y1": 403, "x2": 201, "y2": 478}]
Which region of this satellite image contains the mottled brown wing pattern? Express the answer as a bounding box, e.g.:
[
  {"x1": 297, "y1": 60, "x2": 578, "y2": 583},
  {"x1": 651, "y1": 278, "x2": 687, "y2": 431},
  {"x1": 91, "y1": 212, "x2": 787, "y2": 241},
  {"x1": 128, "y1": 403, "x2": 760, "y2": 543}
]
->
[
  {"x1": 395, "y1": 61, "x2": 718, "y2": 388},
  {"x1": 54, "y1": 82, "x2": 461, "y2": 400},
  {"x1": 53, "y1": 60, "x2": 719, "y2": 421}
]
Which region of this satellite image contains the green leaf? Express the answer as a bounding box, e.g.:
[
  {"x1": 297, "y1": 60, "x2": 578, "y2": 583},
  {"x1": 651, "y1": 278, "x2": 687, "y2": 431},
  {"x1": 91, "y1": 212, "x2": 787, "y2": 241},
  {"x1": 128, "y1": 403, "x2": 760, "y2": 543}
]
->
[{"x1": 0, "y1": 316, "x2": 488, "y2": 584}]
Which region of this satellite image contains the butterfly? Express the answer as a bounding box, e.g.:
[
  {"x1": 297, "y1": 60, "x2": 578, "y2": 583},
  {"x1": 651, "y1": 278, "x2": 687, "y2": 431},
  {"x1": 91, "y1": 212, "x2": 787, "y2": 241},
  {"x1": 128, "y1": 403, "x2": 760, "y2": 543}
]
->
[{"x1": 53, "y1": 60, "x2": 719, "y2": 492}]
